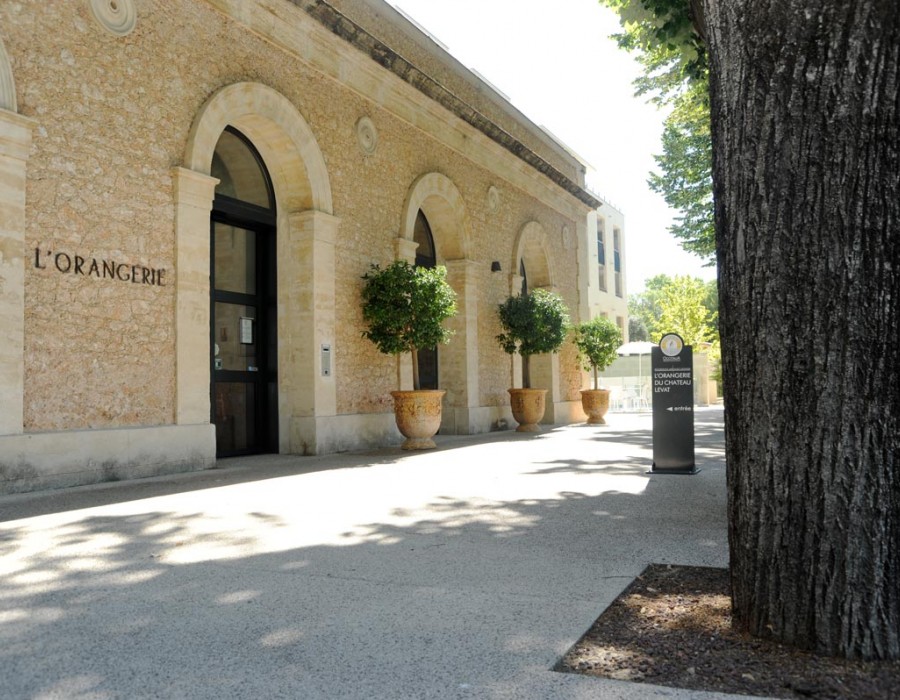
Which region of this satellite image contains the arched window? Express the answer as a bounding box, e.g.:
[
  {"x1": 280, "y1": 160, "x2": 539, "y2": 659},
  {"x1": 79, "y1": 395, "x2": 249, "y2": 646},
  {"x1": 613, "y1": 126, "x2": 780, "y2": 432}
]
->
[
  {"x1": 413, "y1": 210, "x2": 438, "y2": 389},
  {"x1": 413, "y1": 210, "x2": 436, "y2": 269},
  {"x1": 211, "y1": 128, "x2": 275, "y2": 209},
  {"x1": 520, "y1": 258, "x2": 528, "y2": 296}
]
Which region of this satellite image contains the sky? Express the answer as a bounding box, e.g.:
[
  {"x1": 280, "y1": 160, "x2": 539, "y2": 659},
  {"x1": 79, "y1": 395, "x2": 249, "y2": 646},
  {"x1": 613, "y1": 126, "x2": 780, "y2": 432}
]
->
[{"x1": 385, "y1": 0, "x2": 717, "y2": 292}]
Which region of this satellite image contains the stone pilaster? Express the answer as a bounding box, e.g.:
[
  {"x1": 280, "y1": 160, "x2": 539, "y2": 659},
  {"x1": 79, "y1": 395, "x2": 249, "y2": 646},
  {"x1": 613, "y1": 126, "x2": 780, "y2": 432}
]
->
[
  {"x1": 283, "y1": 209, "x2": 339, "y2": 453},
  {"x1": 441, "y1": 259, "x2": 479, "y2": 432},
  {"x1": 0, "y1": 109, "x2": 35, "y2": 436},
  {"x1": 173, "y1": 167, "x2": 218, "y2": 426},
  {"x1": 395, "y1": 236, "x2": 418, "y2": 263},
  {"x1": 530, "y1": 352, "x2": 561, "y2": 422}
]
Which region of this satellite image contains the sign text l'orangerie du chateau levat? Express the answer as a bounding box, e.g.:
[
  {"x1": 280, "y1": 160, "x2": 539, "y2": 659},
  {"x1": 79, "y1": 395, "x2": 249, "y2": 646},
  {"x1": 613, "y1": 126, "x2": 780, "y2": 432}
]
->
[{"x1": 650, "y1": 333, "x2": 697, "y2": 474}]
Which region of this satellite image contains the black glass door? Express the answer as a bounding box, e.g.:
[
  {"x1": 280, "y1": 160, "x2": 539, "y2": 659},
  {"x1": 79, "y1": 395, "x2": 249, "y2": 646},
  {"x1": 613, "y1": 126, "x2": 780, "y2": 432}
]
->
[{"x1": 211, "y1": 207, "x2": 277, "y2": 456}]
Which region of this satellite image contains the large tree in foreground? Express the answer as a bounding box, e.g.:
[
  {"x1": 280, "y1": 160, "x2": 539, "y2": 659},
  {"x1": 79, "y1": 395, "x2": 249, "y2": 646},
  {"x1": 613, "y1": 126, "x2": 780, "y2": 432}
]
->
[
  {"x1": 605, "y1": 0, "x2": 900, "y2": 659},
  {"x1": 709, "y1": 0, "x2": 900, "y2": 659}
]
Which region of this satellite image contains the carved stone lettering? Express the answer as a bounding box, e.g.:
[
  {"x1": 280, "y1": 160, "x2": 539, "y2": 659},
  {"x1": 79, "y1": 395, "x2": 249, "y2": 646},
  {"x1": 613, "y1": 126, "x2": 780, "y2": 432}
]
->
[
  {"x1": 55, "y1": 252, "x2": 71, "y2": 272},
  {"x1": 33, "y1": 247, "x2": 167, "y2": 287}
]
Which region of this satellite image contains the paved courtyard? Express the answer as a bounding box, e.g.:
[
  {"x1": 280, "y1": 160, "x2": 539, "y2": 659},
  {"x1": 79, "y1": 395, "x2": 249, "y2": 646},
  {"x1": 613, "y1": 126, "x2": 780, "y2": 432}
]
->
[{"x1": 0, "y1": 408, "x2": 746, "y2": 699}]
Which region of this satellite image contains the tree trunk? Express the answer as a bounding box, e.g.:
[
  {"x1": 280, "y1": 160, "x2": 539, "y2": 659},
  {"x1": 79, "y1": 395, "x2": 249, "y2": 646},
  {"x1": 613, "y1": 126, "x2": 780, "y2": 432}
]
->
[{"x1": 704, "y1": 0, "x2": 900, "y2": 659}]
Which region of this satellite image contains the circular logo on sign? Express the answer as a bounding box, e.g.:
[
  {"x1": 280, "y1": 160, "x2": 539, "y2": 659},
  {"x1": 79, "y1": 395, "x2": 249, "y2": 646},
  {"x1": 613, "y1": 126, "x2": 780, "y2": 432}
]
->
[{"x1": 660, "y1": 333, "x2": 684, "y2": 357}]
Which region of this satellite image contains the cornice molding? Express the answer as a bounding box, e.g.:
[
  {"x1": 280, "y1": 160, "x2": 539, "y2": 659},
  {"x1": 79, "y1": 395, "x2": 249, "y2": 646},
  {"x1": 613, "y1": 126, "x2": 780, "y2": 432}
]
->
[{"x1": 291, "y1": 0, "x2": 601, "y2": 210}]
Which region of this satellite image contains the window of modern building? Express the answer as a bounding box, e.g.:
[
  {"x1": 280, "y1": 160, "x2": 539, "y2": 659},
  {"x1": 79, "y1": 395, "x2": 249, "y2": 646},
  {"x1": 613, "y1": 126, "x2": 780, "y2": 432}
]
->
[
  {"x1": 597, "y1": 218, "x2": 607, "y2": 292},
  {"x1": 613, "y1": 227, "x2": 622, "y2": 298}
]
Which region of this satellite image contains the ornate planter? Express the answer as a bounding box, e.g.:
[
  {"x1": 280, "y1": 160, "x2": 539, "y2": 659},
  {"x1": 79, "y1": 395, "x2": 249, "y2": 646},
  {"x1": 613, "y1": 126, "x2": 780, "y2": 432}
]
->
[
  {"x1": 508, "y1": 388, "x2": 547, "y2": 432},
  {"x1": 391, "y1": 390, "x2": 445, "y2": 450},
  {"x1": 580, "y1": 388, "x2": 611, "y2": 425}
]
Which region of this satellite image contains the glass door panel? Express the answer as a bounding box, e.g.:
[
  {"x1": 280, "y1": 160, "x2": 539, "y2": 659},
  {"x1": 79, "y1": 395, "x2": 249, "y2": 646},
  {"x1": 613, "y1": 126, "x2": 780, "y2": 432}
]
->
[
  {"x1": 212, "y1": 217, "x2": 275, "y2": 457},
  {"x1": 213, "y1": 303, "x2": 257, "y2": 372},
  {"x1": 214, "y1": 224, "x2": 257, "y2": 294},
  {"x1": 213, "y1": 382, "x2": 256, "y2": 453}
]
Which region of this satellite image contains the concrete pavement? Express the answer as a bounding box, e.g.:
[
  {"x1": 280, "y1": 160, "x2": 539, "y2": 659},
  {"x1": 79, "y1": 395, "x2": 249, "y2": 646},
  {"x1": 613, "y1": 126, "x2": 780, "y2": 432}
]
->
[{"x1": 0, "y1": 407, "x2": 752, "y2": 699}]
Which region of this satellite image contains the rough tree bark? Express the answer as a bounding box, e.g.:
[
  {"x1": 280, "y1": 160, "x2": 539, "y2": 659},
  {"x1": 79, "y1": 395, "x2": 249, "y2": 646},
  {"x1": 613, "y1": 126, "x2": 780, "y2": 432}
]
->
[{"x1": 704, "y1": 0, "x2": 900, "y2": 659}]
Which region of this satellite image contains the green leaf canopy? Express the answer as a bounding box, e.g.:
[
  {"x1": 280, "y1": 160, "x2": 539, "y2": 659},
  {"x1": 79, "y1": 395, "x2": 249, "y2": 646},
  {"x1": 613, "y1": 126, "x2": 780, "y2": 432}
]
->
[
  {"x1": 496, "y1": 289, "x2": 570, "y2": 358},
  {"x1": 361, "y1": 261, "x2": 457, "y2": 356},
  {"x1": 573, "y1": 316, "x2": 622, "y2": 372}
]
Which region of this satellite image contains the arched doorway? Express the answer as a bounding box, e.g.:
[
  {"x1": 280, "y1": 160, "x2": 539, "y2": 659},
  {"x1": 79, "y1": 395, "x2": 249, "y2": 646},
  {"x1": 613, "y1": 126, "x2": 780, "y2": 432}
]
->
[
  {"x1": 398, "y1": 173, "x2": 478, "y2": 433},
  {"x1": 413, "y1": 210, "x2": 438, "y2": 390},
  {"x1": 178, "y1": 82, "x2": 340, "y2": 456},
  {"x1": 512, "y1": 221, "x2": 557, "y2": 396},
  {"x1": 210, "y1": 127, "x2": 277, "y2": 456}
]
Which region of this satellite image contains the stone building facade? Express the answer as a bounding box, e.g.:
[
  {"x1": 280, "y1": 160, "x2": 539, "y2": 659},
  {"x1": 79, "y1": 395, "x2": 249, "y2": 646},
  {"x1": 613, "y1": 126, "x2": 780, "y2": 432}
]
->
[{"x1": 0, "y1": 0, "x2": 624, "y2": 494}]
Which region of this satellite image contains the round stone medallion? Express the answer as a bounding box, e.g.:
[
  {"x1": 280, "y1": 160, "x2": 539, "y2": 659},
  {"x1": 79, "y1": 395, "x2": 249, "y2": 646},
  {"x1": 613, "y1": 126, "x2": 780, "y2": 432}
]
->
[
  {"x1": 356, "y1": 116, "x2": 378, "y2": 155},
  {"x1": 89, "y1": 0, "x2": 137, "y2": 37},
  {"x1": 487, "y1": 185, "x2": 500, "y2": 212}
]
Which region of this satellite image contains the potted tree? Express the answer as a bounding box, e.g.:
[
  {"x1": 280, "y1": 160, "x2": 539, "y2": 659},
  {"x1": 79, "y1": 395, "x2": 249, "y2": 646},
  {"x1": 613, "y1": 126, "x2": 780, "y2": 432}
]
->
[
  {"x1": 572, "y1": 316, "x2": 622, "y2": 425},
  {"x1": 496, "y1": 288, "x2": 569, "y2": 431},
  {"x1": 361, "y1": 260, "x2": 457, "y2": 449}
]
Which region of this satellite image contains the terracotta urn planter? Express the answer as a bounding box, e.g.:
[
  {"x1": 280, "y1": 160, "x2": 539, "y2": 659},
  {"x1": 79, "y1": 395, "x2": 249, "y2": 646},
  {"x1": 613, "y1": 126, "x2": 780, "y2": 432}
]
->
[
  {"x1": 580, "y1": 388, "x2": 611, "y2": 425},
  {"x1": 508, "y1": 388, "x2": 548, "y2": 432},
  {"x1": 391, "y1": 390, "x2": 446, "y2": 450}
]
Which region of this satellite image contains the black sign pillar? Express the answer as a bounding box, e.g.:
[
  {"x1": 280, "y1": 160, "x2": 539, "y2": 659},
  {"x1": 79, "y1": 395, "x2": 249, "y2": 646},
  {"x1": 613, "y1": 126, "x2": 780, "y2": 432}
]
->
[{"x1": 650, "y1": 333, "x2": 698, "y2": 474}]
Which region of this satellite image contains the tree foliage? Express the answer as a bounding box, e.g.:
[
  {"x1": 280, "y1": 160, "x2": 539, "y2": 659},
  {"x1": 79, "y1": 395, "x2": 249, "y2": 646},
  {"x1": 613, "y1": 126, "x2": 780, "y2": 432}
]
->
[
  {"x1": 601, "y1": 0, "x2": 706, "y2": 85},
  {"x1": 496, "y1": 289, "x2": 569, "y2": 388},
  {"x1": 573, "y1": 316, "x2": 623, "y2": 389},
  {"x1": 361, "y1": 261, "x2": 457, "y2": 389},
  {"x1": 648, "y1": 82, "x2": 714, "y2": 260},
  {"x1": 628, "y1": 274, "x2": 718, "y2": 383},
  {"x1": 656, "y1": 275, "x2": 715, "y2": 347},
  {"x1": 601, "y1": 0, "x2": 714, "y2": 262},
  {"x1": 628, "y1": 273, "x2": 670, "y2": 341},
  {"x1": 629, "y1": 274, "x2": 717, "y2": 345},
  {"x1": 628, "y1": 315, "x2": 650, "y2": 342}
]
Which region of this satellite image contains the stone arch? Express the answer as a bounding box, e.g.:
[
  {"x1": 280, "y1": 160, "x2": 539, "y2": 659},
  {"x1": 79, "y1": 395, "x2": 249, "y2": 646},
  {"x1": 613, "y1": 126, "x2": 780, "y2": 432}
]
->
[
  {"x1": 510, "y1": 221, "x2": 560, "y2": 408},
  {"x1": 512, "y1": 220, "x2": 554, "y2": 292},
  {"x1": 400, "y1": 172, "x2": 471, "y2": 261},
  {"x1": 0, "y1": 36, "x2": 16, "y2": 112},
  {"x1": 175, "y1": 82, "x2": 338, "y2": 456},
  {"x1": 397, "y1": 172, "x2": 478, "y2": 433},
  {"x1": 184, "y1": 82, "x2": 332, "y2": 214}
]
